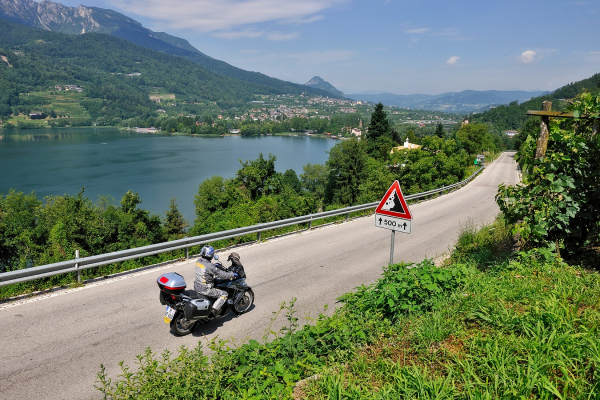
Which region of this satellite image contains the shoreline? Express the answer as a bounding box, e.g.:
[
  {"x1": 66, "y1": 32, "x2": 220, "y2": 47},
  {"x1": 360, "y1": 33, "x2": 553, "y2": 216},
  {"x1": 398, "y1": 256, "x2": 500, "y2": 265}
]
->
[{"x1": 0, "y1": 125, "x2": 345, "y2": 140}]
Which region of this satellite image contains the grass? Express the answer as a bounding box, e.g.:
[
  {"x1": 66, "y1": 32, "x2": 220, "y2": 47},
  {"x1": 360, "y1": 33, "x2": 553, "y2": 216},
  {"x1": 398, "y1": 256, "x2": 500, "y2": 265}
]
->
[
  {"x1": 95, "y1": 217, "x2": 600, "y2": 399},
  {"x1": 304, "y1": 252, "x2": 600, "y2": 399}
]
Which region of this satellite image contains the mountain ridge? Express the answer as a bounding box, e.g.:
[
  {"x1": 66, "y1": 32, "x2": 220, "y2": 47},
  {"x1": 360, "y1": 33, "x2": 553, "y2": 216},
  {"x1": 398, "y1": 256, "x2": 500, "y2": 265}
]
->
[
  {"x1": 0, "y1": 0, "x2": 337, "y2": 99},
  {"x1": 347, "y1": 89, "x2": 549, "y2": 113}
]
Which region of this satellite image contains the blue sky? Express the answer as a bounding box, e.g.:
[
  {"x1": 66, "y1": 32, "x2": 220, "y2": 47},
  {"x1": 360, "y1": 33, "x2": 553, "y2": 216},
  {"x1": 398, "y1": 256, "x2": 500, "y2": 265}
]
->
[{"x1": 56, "y1": 0, "x2": 600, "y2": 95}]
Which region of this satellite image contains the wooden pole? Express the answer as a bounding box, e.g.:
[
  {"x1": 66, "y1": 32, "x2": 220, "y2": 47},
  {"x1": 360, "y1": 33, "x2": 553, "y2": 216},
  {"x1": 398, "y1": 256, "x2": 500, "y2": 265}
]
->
[{"x1": 535, "y1": 101, "x2": 552, "y2": 159}]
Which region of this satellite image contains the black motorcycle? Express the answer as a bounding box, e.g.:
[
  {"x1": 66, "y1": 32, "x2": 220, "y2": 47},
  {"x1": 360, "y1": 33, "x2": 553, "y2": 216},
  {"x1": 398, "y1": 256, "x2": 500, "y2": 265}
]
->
[{"x1": 157, "y1": 254, "x2": 254, "y2": 336}]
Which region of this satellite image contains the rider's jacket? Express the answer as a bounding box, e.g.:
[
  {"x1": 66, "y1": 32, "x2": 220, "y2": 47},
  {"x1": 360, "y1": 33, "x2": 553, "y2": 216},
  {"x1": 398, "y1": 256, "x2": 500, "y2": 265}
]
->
[{"x1": 194, "y1": 257, "x2": 235, "y2": 292}]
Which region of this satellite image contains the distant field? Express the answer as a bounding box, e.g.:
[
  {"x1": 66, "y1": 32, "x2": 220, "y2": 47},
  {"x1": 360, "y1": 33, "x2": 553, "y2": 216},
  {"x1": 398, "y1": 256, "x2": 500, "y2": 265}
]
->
[
  {"x1": 10, "y1": 91, "x2": 91, "y2": 123},
  {"x1": 149, "y1": 93, "x2": 176, "y2": 101}
]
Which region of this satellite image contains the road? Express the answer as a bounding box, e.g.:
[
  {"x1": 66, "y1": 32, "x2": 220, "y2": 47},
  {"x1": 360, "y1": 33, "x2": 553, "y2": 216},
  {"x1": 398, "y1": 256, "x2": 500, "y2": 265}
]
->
[{"x1": 0, "y1": 152, "x2": 519, "y2": 399}]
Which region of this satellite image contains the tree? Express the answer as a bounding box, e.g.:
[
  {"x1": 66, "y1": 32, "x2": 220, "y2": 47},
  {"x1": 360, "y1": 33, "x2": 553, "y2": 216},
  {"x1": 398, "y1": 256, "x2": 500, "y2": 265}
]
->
[
  {"x1": 435, "y1": 122, "x2": 445, "y2": 138},
  {"x1": 164, "y1": 198, "x2": 187, "y2": 240},
  {"x1": 325, "y1": 138, "x2": 368, "y2": 205},
  {"x1": 120, "y1": 191, "x2": 143, "y2": 214},
  {"x1": 236, "y1": 153, "x2": 281, "y2": 200},
  {"x1": 366, "y1": 103, "x2": 391, "y2": 142},
  {"x1": 282, "y1": 169, "x2": 302, "y2": 193},
  {"x1": 0, "y1": 104, "x2": 11, "y2": 120},
  {"x1": 456, "y1": 123, "x2": 488, "y2": 155},
  {"x1": 300, "y1": 163, "x2": 328, "y2": 199},
  {"x1": 403, "y1": 128, "x2": 417, "y2": 144},
  {"x1": 366, "y1": 103, "x2": 395, "y2": 158},
  {"x1": 0, "y1": 190, "x2": 42, "y2": 272},
  {"x1": 513, "y1": 117, "x2": 540, "y2": 151},
  {"x1": 117, "y1": 191, "x2": 162, "y2": 248}
]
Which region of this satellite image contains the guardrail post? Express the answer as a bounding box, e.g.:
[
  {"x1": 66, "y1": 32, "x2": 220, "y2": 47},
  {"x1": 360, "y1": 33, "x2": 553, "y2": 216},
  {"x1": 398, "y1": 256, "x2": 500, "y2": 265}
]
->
[
  {"x1": 184, "y1": 236, "x2": 189, "y2": 259},
  {"x1": 257, "y1": 231, "x2": 262, "y2": 242},
  {"x1": 75, "y1": 250, "x2": 80, "y2": 284},
  {"x1": 346, "y1": 213, "x2": 349, "y2": 221},
  {"x1": 308, "y1": 216, "x2": 313, "y2": 229}
]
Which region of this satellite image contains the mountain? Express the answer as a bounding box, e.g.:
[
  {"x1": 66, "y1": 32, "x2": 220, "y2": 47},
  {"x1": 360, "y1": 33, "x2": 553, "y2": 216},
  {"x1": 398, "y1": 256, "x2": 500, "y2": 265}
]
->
[
  {"x1": 0, "y1": 18, "x2": 328, "y2": 123},
  {"x1": 305, "y1": 76, "x2": 345, "y2": 98},
  {"x1": 0, "y1": 0, "x2": 337, "y2": 98},
  {"x1": 347, "y1": 90, "x2": 548, "y2": 113}
]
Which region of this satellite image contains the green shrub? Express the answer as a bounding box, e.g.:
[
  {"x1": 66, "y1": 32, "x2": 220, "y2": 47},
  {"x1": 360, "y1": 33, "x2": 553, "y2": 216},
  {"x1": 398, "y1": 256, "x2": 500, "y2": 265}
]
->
[{"x1": 340, "y1": 259, "x2": 468, "y2": 319}]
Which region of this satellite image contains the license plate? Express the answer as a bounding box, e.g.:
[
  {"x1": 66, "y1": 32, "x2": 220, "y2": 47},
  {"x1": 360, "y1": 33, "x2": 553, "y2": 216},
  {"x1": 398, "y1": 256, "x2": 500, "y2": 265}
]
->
[{"x1": 164, "y1": 306, "x2": 176, "y2": 323}]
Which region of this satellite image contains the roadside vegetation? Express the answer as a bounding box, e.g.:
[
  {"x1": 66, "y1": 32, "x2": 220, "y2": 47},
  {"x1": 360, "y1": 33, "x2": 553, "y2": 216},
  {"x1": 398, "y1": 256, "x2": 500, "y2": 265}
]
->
[{"x1": 94, "y1": 90, "x2": 600, "y2": 399}]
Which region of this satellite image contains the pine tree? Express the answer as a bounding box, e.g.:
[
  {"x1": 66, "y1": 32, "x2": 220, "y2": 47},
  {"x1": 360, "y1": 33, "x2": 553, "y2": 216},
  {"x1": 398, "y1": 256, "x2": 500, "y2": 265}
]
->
[
  {"x1": 366, "y1": 103, "x2": 391, "y2": 141},
  {"x1": 435, "y1": 122, "x2": 445, "y2": 138},
  {"x1": 164, "y1": 198, "x2": 188, "y2": 240},
  {"x1": 366, "y1": 103, "x2": 395, "y2": 158}
]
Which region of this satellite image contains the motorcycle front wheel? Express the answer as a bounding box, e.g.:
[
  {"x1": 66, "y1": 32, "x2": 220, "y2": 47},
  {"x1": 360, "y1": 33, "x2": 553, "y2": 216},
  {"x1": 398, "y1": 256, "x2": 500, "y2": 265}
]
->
[
  {"x1": 170, "y1": 312, "x2": 197, "y2": 336},
  {"x1": 233, "y1": 289, "x2": 254, "y2": 315}
]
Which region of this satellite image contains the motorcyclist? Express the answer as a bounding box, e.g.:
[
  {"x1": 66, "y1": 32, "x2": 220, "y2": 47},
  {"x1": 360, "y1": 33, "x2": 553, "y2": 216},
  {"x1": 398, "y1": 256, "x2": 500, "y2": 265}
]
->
[
  {"x1": 227, "y1": 252, "x2": 244, "y2": 276},
  {"x1": 194, "y1": 245, "x2": 238, "y2": 312}
]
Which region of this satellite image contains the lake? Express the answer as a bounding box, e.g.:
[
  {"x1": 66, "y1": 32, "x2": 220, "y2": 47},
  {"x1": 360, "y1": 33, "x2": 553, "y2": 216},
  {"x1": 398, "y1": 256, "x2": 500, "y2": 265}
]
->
[{"x1": 0, "y1": 129, "x2": 337, "y2": 222}]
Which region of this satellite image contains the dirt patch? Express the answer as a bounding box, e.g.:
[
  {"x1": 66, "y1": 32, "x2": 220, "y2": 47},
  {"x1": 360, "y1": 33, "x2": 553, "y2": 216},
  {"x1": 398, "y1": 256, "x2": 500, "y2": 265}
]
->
[
  {"x1": 1, "y1": 55, "x2": 12, "y2": 68},
  {"x1": 440, "y1": 335, "x2": 465, "y2": 357},
  {"x1": 149, "y1": 94, "x2": 176, "y2": 100}
]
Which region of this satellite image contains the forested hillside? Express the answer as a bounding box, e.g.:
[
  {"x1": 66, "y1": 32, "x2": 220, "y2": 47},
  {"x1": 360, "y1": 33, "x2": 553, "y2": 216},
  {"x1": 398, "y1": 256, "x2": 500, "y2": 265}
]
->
[
  {"x1": 470, "y1": 72, "x2": 600, "y2": 133},
  {"x1": 0, "y1": 0, "x2": 335, "y2": 98},
  {"x1": 0, "y1": 18, "x2": 328, "y2": 124}
]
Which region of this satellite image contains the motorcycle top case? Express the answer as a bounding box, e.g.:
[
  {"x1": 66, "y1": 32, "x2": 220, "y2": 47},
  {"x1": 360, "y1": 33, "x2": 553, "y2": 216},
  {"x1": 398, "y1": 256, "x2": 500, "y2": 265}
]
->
[
  {"x1": 157, "y1": 272, "x2": 187, "y2": 295},
  {"x1": 184, "y1": 298, "x2": 211, "y2": 320}
]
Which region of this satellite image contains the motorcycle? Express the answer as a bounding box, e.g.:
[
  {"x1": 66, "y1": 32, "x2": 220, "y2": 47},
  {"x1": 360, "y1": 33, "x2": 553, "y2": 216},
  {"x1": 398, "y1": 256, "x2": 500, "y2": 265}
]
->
[{"x1": 156, "y1": 254, "x2": 254, "y2": 336}]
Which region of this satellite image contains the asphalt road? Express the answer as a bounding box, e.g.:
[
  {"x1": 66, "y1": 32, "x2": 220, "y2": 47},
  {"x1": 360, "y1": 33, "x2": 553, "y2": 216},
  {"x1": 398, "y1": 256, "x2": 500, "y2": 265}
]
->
[{"x1": 0, "y1": 152, "x2": 519, "y2": 399}]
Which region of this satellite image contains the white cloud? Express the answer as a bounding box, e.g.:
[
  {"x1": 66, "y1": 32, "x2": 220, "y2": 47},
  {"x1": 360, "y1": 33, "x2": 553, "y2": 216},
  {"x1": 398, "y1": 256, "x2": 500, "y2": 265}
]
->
[
  {"x1": 519, "y1": 50, "x2": 538, "y2": 64},
  {"x1": 213, "y1": 29, "x2": 263, "y2": 39},
  {"x1": 587, "y1": 50, "x2": 600, "y2": 61},
  {"x1": 107, "y1": 0, "x2": 347, "y2": 32},
  {"x1": 213, "y1": 29, "x2": 299, "y2": 41},
  {"x1": 286, "y1": 50, "x2": 356, "y2": 65},
  {"x1": 406, "y1": 27, "x2": 430, "y2": 34},
  {"x1": 432, "y1": 28, "x2": 459, "y2": 37},
  {"x1": 265, "y1": 31, "x2": 300, "y2": 41},
  {"x1": 446, "y1": 56, "x2": 459, "y2": 65}
]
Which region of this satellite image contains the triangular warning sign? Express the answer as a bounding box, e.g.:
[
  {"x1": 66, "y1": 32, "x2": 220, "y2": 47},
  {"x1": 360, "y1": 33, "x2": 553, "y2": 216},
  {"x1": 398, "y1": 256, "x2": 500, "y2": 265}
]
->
[{"x1": 375, "y1": 181, "x2": 412, "y2": 220}]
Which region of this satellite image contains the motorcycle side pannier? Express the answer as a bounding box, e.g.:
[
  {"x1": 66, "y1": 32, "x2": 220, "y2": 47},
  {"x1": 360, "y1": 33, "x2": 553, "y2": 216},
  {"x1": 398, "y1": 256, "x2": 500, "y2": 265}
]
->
[
  {"x1": 157, "y1": 272, "x2": 186, "y2": 295},
  {"x1": 184, "y1": 298, "x2": 211, "y2": 319}
]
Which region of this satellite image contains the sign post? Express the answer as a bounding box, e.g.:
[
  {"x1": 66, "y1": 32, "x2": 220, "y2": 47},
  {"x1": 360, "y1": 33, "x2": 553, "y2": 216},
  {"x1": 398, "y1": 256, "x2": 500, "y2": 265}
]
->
[{"x1": 374, "y1": 181, "x2": 413, "y2": 264}]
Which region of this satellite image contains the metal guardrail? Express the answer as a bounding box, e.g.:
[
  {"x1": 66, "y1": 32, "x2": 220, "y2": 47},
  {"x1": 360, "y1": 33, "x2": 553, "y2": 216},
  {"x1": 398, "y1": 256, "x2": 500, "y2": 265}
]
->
[{"x1": 0, "y1": 166, "x2": 485, "y2": 288}]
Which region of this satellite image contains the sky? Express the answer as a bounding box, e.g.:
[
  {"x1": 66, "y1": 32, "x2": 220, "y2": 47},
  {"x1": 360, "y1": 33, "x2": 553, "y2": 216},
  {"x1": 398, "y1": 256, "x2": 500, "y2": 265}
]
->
[{"x1": 52, "y1": 0, "x2": 600, "y2": 95}]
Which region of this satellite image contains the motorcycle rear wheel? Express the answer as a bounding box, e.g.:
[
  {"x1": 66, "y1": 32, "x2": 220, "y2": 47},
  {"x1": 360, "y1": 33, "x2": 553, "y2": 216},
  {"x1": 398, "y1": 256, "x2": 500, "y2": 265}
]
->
[
  {"x1": 233, "y1": 289, "x2": 254, "y2": 315},
  {"x1": 170, "y1": 312, "x2": 197, "y2": 336}
]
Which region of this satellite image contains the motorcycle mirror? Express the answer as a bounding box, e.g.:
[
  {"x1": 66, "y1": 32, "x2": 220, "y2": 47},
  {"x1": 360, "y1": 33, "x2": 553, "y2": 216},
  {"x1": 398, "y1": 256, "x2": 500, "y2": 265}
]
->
[{"x1": 213, "y1": 254, "x2": 219, "y2": 261}]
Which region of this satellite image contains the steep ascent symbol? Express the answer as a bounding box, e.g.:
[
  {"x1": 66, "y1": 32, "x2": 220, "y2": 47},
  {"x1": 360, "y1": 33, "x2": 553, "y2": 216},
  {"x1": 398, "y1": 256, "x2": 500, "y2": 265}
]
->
[{"x1": 375, "y1": 180, "x2": 412, "y2": 220}]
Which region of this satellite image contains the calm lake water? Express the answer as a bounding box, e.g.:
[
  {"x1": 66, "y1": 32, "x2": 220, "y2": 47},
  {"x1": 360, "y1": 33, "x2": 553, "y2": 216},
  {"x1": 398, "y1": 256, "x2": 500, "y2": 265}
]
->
[{"x1": 0, "y1": 129, "x2": 337, "y2": 222}]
